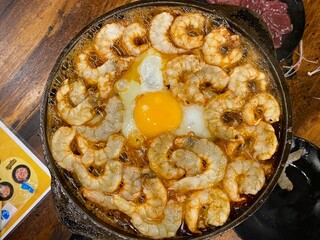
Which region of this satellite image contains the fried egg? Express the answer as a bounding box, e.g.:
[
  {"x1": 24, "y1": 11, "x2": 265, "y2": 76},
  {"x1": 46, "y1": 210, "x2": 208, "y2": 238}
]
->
[
  {"x1": 115, "y1": 49, "x2": 167, "y2": 143},
  {"x1": 115, "y1": 48, "x2": 210, "y2": 143},
  {"x1": 174, "y1": 105, "x2": 211, "y2": 138}
]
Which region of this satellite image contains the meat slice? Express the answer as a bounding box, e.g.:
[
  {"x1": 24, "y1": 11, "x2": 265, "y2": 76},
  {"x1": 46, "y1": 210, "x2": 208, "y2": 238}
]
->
[
  {"x1": 218, "y1": 0, "x2": 242, "y2": 5},
  {"x1": 262, "y1": 11, "x2": 292, "y2": 34},
  {"x1": 241, "y1": 0, "x2": 265, "y2": 15},
  {"x1": 262, "y1": 11, "x2": 292, "y2": 48},
  {"x1": 262, "y1": 0, "x2": 288, "y2": 13},
  {"x1": 207, "y1": 0, "x2": 242, "y2": 5},
  {"x1": 266, "y1": 21, "x2": 283, "y2": 48}
]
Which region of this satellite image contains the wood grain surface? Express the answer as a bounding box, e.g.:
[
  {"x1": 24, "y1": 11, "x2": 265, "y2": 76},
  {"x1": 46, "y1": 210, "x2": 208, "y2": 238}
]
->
[{"x1": 1, "y1": 0, "x2": 319, "y2": 239}]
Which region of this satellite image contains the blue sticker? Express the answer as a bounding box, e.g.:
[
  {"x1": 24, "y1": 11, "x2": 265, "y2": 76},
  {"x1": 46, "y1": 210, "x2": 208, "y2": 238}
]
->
[
  {"x1": 1, "y1": 209, "x2": 10, "y2": 220},
  {"x1": 21, "y1": 182, "x2": 35, "y2": 193}
]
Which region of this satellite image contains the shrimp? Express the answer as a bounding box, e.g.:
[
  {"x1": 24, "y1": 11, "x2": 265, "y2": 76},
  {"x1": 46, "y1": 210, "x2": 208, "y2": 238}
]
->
[
  {"x1": 115, "y1": 56, "x2": 135, "y2": 76},
  {"x1": 169, "y1": 13, "x2": 205, "y2": 50},
  {"x1": 147, "y1": 133, "x2": 185, "y2": 180},
  {"x1": 94, "y1": 23, "x2": 125, "y2": 59},
  {"x1": 69, "y1": 79, "x2": 87, "y2": 106},
  {"x1": 148, "y1": 133, "x2": 202, "y2": 179},
  {"x1": 202, "y1": 27, "x2": 243, "y2": 67},
  {"x1": 76, "y1": 134, "x2": 125, "y2": 166},
  {"x1": 112, "y1": 177, "x2": 167, "y2": 223},
  {"x1": 56, "y1": 79, "x2": 95, "y2": 126},
  {"x1": 242, "y1": 93, "x2": 281, "y2": 126},
  {"x1": 77, "y1": 50, "x2": 133, "y2": 88},
  {"x1": 149, "y1": 12, "x2": 187, "y2": 54},
  {"x1": 97, "y1": 75, "x2": 112, "y2": 100},
  {"x1": 93, "y1": 22, "x2": 135, "y2": 75},
  {"x1": 204, "y1": 91, "x2": 245, "y2": 141},
  {"x1": 82, "y1": 189, "x2": 116, "y2": 209},
  {"x1": 186, "y1": 65, "x2": 230, "y2": 104},
  {"x1": 130, "y1": 200, "x2": 182, "y2": 239},
  {"x1": 51, "y1": 126, "x2": 81, "y2": 172},
  {"x1": 122, "y1": 23, "x2": 149, "y2": 56},
  {"x1": 73, "y1": 160, "x2": 123, "y2": 193},
  {"x1": 242, "y1": 121, "x2": 278, "y2": 161},
  {"x1": 223, "y1": 159, "x2": 265, "y2": 202},
  {"x1": 75, "y1": 96, "x2": 123, "y2": 142},
  {"x1": 228, "y1": 63, "x2": 268, "y2": 98},
  {"x1": 164, "y1": 54, "x2": 206, "y2": 105},
  {"x1": 227, "y1": 122, "x2": 278, "y2": 160},
  {"x1": 76, "y1": 50, "x2": 116, "y2": 85},
  {"x1": 171, "y1": 149, "x2": 202, "y2": 176},
  {"x1": 118, "y1": 166, "x2": 142, "y2": 201},
  {"x1": 169, "y1": 135, "x2": 227, "y2": 192},
  {"x1": 185, "y1": 188, "x2": 230, "y2": 233}
]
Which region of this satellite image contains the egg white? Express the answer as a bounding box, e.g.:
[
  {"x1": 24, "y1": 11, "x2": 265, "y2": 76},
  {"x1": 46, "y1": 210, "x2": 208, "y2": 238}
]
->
[
  {"x1": 116, "y1": 49, "x2": 164, "y2": 138},
  {"x1": 139, "y1": 53, "x2": 164, "y2": 92},
  {"x1": 174, "y1": 105, "x2": 211, "y2": 138}
]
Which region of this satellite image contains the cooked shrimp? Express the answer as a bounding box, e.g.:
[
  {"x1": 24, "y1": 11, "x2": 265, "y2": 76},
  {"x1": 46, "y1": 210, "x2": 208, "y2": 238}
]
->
[
  {"x1": 74, "y1": 160, "x2": 123, "y2": 193},
  {"x1": 228, "y1": 63, "x2": 268, "y2": 98},
  {"x1": 94, "y1": 23, "x2": 125, "y2": 59},
  {"x1": 164, "y1": 54, "x2": 206, "y2": 105},
  {"x1": 83, "y1": 167, "x2": 141, "y2": 206},
  {"x1": 112, "y1": 177, "x2": 167, "y2": 223},
  {"x1": 118, "y1": 166, "x2": 142, "y2": 201},
  {"x1": 169, "y1": 136, "x2": 227, "y2": 192},
  {"x1": 147, "y1": 133, "x2": 186, "y2": 180},
  {"x1": 97, "y1": 75, "x2": 112, "y2": 100},
  {"x1": 130, "y1": 200, "x2": 182, "y2": 239},
  {"x1": 204, "y1": 91, "x2": 245, "y2": 141},
  {"x1": 148, "y1": 133, "x2": 203, "y2": 179},
  {"x1": 244, "y1": 121, "x2": 278, "y2": 161},
  {"x1": 226, "y1": 122, "x2": 278, "y2": 160},
  {"x1": 149, "y1": 12, "x2": 187, "y2": 54},
  {"x1": 85, "y1": 111, "x2": 105, "y2": 127},
  {"x1": 82, "y1": 189, "x2": 116, "y2": 209},
  {"x1": 75, "y1": 96, "x2": 123, "y2": 142},
  {"x1": 171, "y1": 149, "x2": 202, "y2": 176},
  {"x1": 185, "y1": 188, "x2": 230, "y2": 233},
  {"x1": 76, "y1": 50, "x2": 116, "y2": 85},
  {"x1": 115, "y1": 56, "x2": 135, "y2": 76},
  {"x1": 169, "y1": 13, "x2": 205, "y2": 50},
  {"x1": 202, "y1": 27, "x2": 243, "y2": 67},
  {"x1": 56, "y1": 79, "x2": 95, "y2": 126},
  {"x1": 122, "y1": 23, "x2": 149, "y2": 56},
  {"x1": 223, "y1": 159, "x2": 265, "y2": 202},
  {"x1": 243, "y1": 93, "x2": 281, "y2": 125},
  {"x1": 51, "y1": 126, "x2": 81, "y2": 172},
  {"x1": 186, "y1": 65, "x2": 230, "y2": 104},
  {"x1": 76, "y1": 134, "x2": 125, "y2": 166},
  {"x1": 69, "y1": 79, "x2": 87, "y2": 106}
]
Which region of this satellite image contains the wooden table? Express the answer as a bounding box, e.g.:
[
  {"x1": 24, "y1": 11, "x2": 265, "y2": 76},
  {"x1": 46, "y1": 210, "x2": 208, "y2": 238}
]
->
[{"x1": 1, "y1": 0, "x2": 319, "y2": 239}]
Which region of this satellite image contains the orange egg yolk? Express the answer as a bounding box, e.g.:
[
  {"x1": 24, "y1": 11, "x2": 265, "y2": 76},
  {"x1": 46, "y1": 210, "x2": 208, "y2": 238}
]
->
[{"x1": 134, "y1": 91, "x2": 182, "y2": 138}]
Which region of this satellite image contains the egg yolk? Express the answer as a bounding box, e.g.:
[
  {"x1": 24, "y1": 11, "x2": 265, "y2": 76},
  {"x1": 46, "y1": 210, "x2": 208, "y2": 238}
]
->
[{"x1": 134, "y1": 91, "x2": 182, "y2": 138}]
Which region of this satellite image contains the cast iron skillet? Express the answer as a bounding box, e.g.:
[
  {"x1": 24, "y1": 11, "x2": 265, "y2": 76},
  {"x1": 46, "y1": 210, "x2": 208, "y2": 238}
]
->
[{"x1": 40, "y1": 0, "x2": 292, "y2": 239}]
